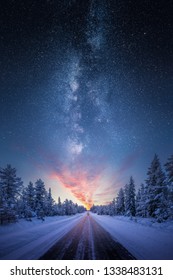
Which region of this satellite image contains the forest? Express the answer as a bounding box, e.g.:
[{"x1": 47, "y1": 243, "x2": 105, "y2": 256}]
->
[
  {"x1": 0, "y1": 166, "x2": 86, "y2": 224},
  {"x1": 0, "y1": 154, "x2": 173, "y2": 224},
  {"x1": 91, "y1": 154, "x2": 173, "y2": 222}
]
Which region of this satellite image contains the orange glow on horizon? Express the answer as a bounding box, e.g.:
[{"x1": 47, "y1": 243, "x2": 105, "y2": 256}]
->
[{"x1": 50, "y1": 166, "x2": 102, "y2": 210}]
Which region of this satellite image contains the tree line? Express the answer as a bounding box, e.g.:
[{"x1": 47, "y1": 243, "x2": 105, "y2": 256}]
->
[
  {"x1": 91, "y1": 154, "x2": 173, "y2": 222},
  {"x1": 0, "y1": 165, "x2": 86, "y2": 224}
]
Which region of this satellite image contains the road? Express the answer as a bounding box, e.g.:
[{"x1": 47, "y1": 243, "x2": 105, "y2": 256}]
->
[{"x1": 40, "y1": 213, "x2": 135, "y2": 260}]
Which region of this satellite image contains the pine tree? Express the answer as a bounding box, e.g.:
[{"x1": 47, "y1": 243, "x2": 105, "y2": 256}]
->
[
  {"x1": 108, "y1": 198, "x2": 116, "y2": 216},
  {"x1": 63, "y1": 199, "x2": 69, "y2": 215},
  {"x1": 136, "y1": 184, "x2": 148, "y2": 217},
  {"x1": 116, "y1": 188, "x2": 125, "y2": 215},
  {"x1": 35, "y1": 179, "x2": 46, "y2": 220},
  {"x1": 165, "y1": 155, "x2": 173, "y2": 219},
  {"x1": 124, "y1": 184, "x2": 129, "y2": 215},
  {"x1": 146, "y1": 154, "x2": 166, "y2": 187},
  {"x1": 90, "y1": 204, "x2": 97, "y2": 213},
  {"x1": 77, "y1": 204, "x2": 86, "y2": 213},
  {"x1": 165, "y1": 155, "x2": 173, "y2": 185},
  {"x1": 97, "y1": 205, "x2": 105, "y2": 215},
  {"x1": 63, "y1": 199, "x2": 76, "y2": 215},
  {"x1": 0, "y1": 165, "x2": 23, "y2": 223},
  {"x1": 45, "y1": 188, "x2": 55, "y2": 216},
  {"x1": 18, "y1": 187, "x2": 33, "y2": 220},
  {"x1": 124, "y1": 177, "x2": 136, "y2": 216},
  {"x1": 135, "y1": 188, "x2": 141, "y2": 216},
  {"x1": 56, "y1": 196, "x2": 63, "y2": 215},
  {"x1": 145, "y1": 154, "x2": 168, "y2": 220},
  {"x1": 25, "y1": 182, "x2": 35, "y2": 212},
  {"x1": 17, "y1": 182, "x2": 36, "y2": 220}
]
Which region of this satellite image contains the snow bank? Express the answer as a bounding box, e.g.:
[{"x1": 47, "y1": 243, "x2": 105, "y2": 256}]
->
[
  {"x1": 0, "y1": 214, "x2": 84, "y2": 260},
  {"x1": 91, "y1": 213, "x2": 173, "y2": 260}
]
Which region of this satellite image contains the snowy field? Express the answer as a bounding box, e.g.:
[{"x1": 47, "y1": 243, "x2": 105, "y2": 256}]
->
[
  {"x1": 91, "y1": 213, "x2": 173, "y2": 260},
  {"x1": 0, "y1": 212, "x2": 173, "y2": 260}
]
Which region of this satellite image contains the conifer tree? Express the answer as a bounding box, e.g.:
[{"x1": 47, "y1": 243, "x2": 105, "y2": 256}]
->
[
  {"x1": 45, "y1": 188, "x2": 55, "y2": 216},
  {"x1": 145, "y1": 154, "x2": 167, "y2": 220},
  {"x1": 35, "y1": 179, "x2": 47, "y2": 220},
  {"x1": 135, "y1": 188, "x2": 141, "y2": 216},
  {"x1": 116, "y1": 188, "x2": 125, "y2": 215},
  {"x1": 165, "y1": 155, "x2": 173, "y2": 185},
  {"x1": 124, "y1": 177, "x2": 136, "y2": 216},
  {"x1": 25, "y1": 182, "x2": 35, "y2": 212},
  {"x1": 108, "y1": 198, "x2": 116, "y2": 216},
  {"x1": 0, "y1": 165, "x2": 23, "y2": 222},
  {"x1": 136, "y1": 184, "x2": 148, "y2": 217},
  {"x1": 165, "y1": 155, "x2": 173, "y2": 219}
]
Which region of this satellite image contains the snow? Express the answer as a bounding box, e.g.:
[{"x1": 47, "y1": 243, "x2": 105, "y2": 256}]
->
[
  {"x1": 90, "y1": 213, "x2": 173, "y2": 260},
  {"x1": 0, "y1": 212, "x2": 173, "y2": 260},
  {"x1": 0, "y1": 214, "x2": 85, "y2": 260}
]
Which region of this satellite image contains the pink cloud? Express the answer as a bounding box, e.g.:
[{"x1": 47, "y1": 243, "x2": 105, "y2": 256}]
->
[{"x1": 50, "y1": 162, "x2": 104, "y2": 209}]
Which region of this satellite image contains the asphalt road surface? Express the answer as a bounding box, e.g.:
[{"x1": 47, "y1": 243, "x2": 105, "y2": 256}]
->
[{"x1": 40, "y1": 213, "x2": 135, "y2": 260}]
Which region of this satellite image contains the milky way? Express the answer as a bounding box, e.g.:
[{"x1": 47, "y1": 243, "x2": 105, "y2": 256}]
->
[{"x1": 0, "y1": 0, "x2": 173, "y2": 208}]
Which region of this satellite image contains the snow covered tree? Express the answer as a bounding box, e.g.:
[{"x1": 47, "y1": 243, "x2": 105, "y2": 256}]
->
[
  {"x1": 63, "y1": 199, "x2": 76, "y2": 215},
  {"x1": 90, "y1": 204, "x2": 97, "y2": 213},
  {"x1": 73, "y1": 203, "x2": 78, "y2": 215},
  {"x1": 25, "y1": 182, "x2": 35, "y2": 212},
  {"x1": 0, "y1": 165, "x2": 23, "y2": 223},
  {"x1": 135, "y1": 188, "x2": 141, "y2": 216},
  {"x1": 136, "y1": 184, "x2": 148, "y2": 217},
  {"x1": 97, "y1": 205, "x2": 106, "y2": 215},
  {"x1": 0, "y1": 165, "x2": 23, "y2": 208},
  {"x1": 45, "y1": 188, "x2": 55, "y2": 216},
  {"x1": 116, "y1": 188, "x2": 125, "y2": 215},
  {"x1": 0, "y1": 178, "x2": 3, "y2": 209},
  {"x1": 165, "y1": 155, "x2": 173, "y2": 185},
  {"x1": 124, "y1": 177, "x2": 136, "y2": 216},
  {"x1": 56, "y1": 196, "x2": 63, "y2": 215},
  {"x1": 77, "y1": 205, "x2": 86, "y2": 213},
  {"x1": 17, "y1": 187, "x2": 33, "y2": 220},
  {"x1": 0, "y1": 163, "x2": 87, "y2": 223},
  {"x1": 124, "y1": 184, "x2": 129, "y2": 214},
  {"x1": 145, "y1": 154, "x2": 168, "y2": 220},
  {"x1": 35, "y1": 179, "x2": 47, "y2": 220},
  {"x1": 108, "y1": 198, "x2": 116, "y2": 216},
  {"x1": 17, "y1": 182, "x2": 36, "y2": 220},
  {"x1": 146, "y1": 154, "x2": 166, "y2": 187},
  {"x1": 58, "y1": 196, "x2": 61, "y2": 207},
  {"x1": 165, "y1": 155, "x2": 173, "y2": 219}
]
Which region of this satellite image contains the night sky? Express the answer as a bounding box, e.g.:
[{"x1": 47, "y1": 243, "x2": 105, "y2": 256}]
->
[{"x1": 0, "y1": 0, "x2": 173, "y2": 209}]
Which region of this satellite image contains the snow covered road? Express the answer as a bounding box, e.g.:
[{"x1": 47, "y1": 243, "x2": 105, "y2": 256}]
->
[
  {"x1": 0, "y1": 212, "x2": 173, "y2": 260},
  {"x1": 40, "y1": 213, "x2": 135, "y2": 260}
]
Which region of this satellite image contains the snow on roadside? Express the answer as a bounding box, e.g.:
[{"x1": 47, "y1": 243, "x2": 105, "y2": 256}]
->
[
  {"x1": 0, "y1": 214, "x2": 85, "y2": 260},
  {"x1": 91, "y1": 213, "x2": 173, "y2": 260},
  {"x1": 1, "y1": 212, "x2": 173, "y2": 260}
]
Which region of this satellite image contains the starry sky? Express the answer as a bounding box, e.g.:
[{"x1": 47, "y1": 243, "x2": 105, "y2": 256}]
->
[{"x1": 0, "y1": 0, "x2": 173, "y2": 209}]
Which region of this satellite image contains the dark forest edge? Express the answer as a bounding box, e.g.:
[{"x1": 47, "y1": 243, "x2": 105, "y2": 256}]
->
[
  {"x1": 0, "y1": 167, "x2": 86, "y2": 224},
  {"x1": 91, "y1": 154, "x2": 173, "y2": 223},
  {"x1": 0, "y1": 154, "x2": 173, "y2": 225}
]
